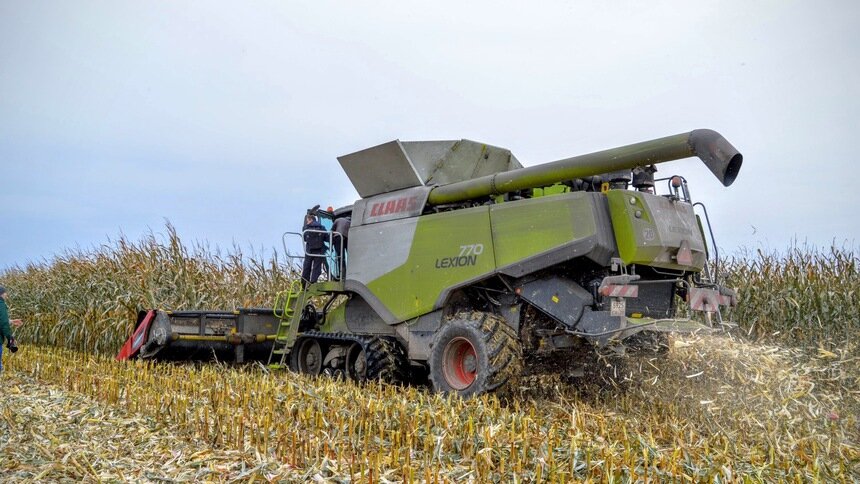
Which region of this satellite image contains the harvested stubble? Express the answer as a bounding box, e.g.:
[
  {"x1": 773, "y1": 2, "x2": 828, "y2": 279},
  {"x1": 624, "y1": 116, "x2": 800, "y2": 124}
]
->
[
  {"x1": 3, "y1": 334, "x2": 857, "y2": 482},
  {"x1": 0, "y1": 373, "x2": 302, "y2": 482}
]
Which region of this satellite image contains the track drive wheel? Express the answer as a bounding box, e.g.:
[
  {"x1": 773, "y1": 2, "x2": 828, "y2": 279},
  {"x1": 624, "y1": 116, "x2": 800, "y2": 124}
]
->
[
  {"x1": 290, "y1": 338, "x2": 323, "y2": 376},
  {"x1": 345, "y1": 338, "x2": 407, "y2": 384},
  {"x1": 429, "y1": 311, "x2": 522, "y2": 397}
]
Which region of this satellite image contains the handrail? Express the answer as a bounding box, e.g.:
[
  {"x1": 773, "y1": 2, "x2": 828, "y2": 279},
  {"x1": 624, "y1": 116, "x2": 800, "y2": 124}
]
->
[
  {"x1": 693, "y1": 202, "x2": 720, "y2": 283},
  {"x1": 281, "y1": 230, "x2": 346, "y2": 282}
]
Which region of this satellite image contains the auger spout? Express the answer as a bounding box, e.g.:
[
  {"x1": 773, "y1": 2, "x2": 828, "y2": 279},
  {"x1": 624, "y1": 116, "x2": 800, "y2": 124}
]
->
[{"x1": 426, "y1": 129, "x2": 742, "y2": 205}]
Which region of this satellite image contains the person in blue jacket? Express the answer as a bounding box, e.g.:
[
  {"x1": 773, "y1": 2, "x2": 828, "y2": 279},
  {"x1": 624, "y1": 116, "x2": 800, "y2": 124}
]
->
[
  {"x1": 301, "y1": 213, "x2": 328, "y2": 287},
  {"x1": 0, "y1": 286, "x2": 22, "y2": 371}
]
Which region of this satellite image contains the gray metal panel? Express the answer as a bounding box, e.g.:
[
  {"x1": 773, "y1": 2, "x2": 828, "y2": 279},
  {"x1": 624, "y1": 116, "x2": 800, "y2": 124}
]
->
[
  {"x1": 339, "y1": 139, "x2": 524, "y2": 198},
  {"x1": 638, "y1": 194, "x2": 707, "y2": 267},
  {"x1": 344, "y1": 295, "x2": 396, "y2": 335},
  {"x1": 400, "y1": 140, "x2": 458, "y2": 183},
  {"x1": 585, "y1": 193, "x2": 619, "y2": 266},
  {"x1": 517, "y1": 275, "x2": 593, "y2": 328},
  {"x1": 575, "y1": 309, "x2": 626, "y2": 346},
  {"x1": 402, "y1": 310, "x2": 443, "y2": 361},
  {"x1": 414, "y1": 139, "x2": 523, "y2": 186},
  {"x1": 345, "y1": 216, "x2": 418, "y2": 284},
  {"x1": 351, "y1": 198, "x2": 369, "y2": 227},
  {"x1": 342, "y1": 280, "x2": 399, "y2": 324},
  {"x1": 623, "y1": 281, "x2": 675, "y2": 318},
  {"x1": 358, "y1": 186, "x2": 432, "y2": 225},
  {"x1": 337, "y1": 140, "x2": 424, "y2": 197},
  {"x1": 236, "y1": 311, "x2": 279, "y2": 335}
]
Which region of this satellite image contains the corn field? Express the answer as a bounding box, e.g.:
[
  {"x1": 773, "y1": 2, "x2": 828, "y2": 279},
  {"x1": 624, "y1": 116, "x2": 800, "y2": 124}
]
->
[
  {"x1": 1, "y1": 225, "x2": 857, "y2": 355},
  {"x1": 1, "y1": 224, "x2": 293, "y2": 355},
  {"x1": 0, "y1": 226, "x2": 858, "y2": 481},
  {"x1": 723, "y1": 246, "x2": 860, "y2": 348}
]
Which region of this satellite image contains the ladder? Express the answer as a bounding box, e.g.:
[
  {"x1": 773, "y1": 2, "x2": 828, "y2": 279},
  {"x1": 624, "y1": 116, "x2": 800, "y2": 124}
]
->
[{"x1": 267, "y1": 280, "x2": 305, "y2": 369}]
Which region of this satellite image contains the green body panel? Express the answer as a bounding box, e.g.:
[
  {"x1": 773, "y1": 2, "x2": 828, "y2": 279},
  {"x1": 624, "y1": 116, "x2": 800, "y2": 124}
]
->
[
  {"x1": 489, "y1": 192, "x2": 597, "y2": 268},
  {"x1": 531, "y1": 184, "x2": 570, "y2": 198},
  {"x1": 318, "y1": 302, "x2": 349, "y2": 334},
  {"x1": 356, "y1": 192, "x2": 611, "y2": 323},
  {"x1": 366, "y1": 207, "x2": 496, "y2": 321},
  {"x1": 606, "y1": 190, "x2": 706, "y2": 271}
]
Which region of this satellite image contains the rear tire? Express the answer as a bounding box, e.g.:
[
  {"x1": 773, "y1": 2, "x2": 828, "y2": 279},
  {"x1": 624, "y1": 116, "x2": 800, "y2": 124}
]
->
[{"x1": 429, "y1": 312, "x2": 521, "y2": 397}]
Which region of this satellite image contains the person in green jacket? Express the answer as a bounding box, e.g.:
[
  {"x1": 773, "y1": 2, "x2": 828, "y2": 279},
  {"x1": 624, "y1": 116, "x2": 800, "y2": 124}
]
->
[{"x1": 0, "y1": 286, "x2": 22, "y2": 371}]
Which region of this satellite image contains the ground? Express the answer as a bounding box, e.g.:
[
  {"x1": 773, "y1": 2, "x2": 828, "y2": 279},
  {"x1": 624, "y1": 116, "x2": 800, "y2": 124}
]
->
[
  {"x1": 0, "y1": 334, "x2": 857, "y2": 482},
  {"x1": 0, "y1": 375, "x2": 300, "y2": 482}
]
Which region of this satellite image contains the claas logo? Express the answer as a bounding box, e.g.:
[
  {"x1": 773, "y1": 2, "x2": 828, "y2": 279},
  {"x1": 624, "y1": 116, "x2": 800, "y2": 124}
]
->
[{"x1": 369, "y1": 196, "x2": 420, "y2": 218}]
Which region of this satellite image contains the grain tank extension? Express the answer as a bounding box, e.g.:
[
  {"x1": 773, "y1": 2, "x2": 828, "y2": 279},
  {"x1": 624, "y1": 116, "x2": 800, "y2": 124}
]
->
[{"x1": 119, "y1": 129, "x2": 742, "y2": 397}]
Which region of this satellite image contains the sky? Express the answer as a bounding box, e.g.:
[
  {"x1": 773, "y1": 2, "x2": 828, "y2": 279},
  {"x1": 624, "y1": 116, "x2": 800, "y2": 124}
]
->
[{"x1": 1, "y1": 0, "x2": 858, "y2": 270}]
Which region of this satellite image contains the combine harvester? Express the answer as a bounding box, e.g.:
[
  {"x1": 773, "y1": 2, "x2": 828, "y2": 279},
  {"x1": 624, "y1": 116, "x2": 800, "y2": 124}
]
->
[{"x1": 118, "y1": 129, "x2": 742, "y2": 396}]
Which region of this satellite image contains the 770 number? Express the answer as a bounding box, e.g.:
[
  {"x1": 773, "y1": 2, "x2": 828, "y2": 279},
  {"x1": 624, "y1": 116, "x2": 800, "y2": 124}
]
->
[{"x1": 458, "y1": 244, "x2": 484, "y2": 256}]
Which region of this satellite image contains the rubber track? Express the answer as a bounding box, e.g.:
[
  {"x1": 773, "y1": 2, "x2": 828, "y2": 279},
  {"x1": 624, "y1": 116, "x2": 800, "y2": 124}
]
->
[{"x1": 296, "y1": 331, "x2": 408, "y2": 384}]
